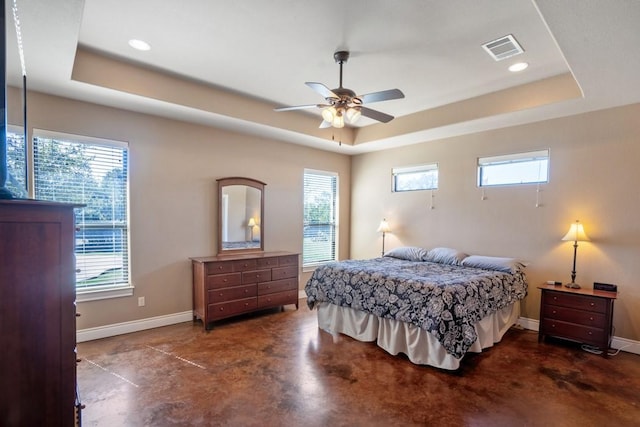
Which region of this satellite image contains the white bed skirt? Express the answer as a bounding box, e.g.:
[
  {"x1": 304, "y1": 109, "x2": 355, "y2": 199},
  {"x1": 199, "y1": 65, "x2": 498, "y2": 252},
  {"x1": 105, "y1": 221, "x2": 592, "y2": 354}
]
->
[{"x1": 316, "y1": 302, "x2": 520, "y2": 370}]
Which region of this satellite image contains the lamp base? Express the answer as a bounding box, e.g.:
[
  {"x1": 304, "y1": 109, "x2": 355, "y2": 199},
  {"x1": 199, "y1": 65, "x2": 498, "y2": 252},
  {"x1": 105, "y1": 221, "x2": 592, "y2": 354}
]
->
[{"x1": 565, "y1": 282, "x2": 581, "y2": 289}]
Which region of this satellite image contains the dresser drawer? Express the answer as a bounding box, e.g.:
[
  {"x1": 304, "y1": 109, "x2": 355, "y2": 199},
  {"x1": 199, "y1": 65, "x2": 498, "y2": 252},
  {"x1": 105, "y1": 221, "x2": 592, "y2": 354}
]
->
[
  {"x1": 208, "y1": 284, "x2": 256, "y2": 303},
  {"x1": 232, "y1": 259, "x2": 258, "y2": 271},
  {"x1": 542, "y1": 305, "x2": 606, "y2": 328},
  {"x1": 208, "y1": 298, "x2": 257, "y2": 320},
  {"x1": 272, "y1": 265, "x2": 298, "y2": 280},
  {"x1": 257, "y1": 257, "x2": 279, "y2": 268},
  {"x1": 541, "y1": 319, "x2": 606, "y2": 345},
  {"x1": 206, "y1": 272, "x2": 242, "y2": 290},
  {"x1": 206, "y1": 262, "x2": 233, "y2": 275},
  {"x1": 258, "y1": 278, "x2": 297, "y2": 295},
  {"x1": 543, "y1": 291, "x2": 607, "y2": 313},
  {"x1": 257, "y1": 290, "x2": 298, "y2": 308},
  {"x1": 242, "y1": 269, "x2": 272, "y2": 283},
  {"x1": 277, "y1": 255, "x2": 298, "y2": 266}
]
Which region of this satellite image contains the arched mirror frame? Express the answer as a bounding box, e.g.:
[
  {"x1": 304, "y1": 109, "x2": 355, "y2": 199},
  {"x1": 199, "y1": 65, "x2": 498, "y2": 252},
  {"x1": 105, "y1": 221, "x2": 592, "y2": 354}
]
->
[{"x1": 217, "y1": 177, "x2": 265, "y2": 255}]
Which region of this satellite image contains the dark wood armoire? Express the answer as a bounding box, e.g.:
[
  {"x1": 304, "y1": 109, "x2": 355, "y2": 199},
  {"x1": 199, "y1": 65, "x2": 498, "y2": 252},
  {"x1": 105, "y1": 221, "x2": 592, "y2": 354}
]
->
[{"x1": 0, "y1": 199, "x2": 81, "y2": 426}]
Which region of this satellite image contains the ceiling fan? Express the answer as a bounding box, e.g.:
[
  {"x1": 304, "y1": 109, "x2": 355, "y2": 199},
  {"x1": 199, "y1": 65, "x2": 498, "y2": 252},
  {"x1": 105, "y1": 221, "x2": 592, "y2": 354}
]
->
[{"x1": 274, "y1": 51, "x2": 405, "y2": 128}]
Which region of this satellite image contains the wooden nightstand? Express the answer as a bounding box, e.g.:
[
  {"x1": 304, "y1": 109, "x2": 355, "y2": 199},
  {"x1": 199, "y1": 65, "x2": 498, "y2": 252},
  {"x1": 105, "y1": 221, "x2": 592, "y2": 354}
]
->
[{"x1": 538, "y1": 284, "x2": 617, "y2": 357}]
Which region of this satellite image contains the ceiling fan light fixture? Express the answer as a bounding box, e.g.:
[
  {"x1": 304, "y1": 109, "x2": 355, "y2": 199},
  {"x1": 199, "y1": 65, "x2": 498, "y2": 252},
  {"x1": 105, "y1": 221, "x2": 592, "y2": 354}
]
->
[
  {"x1": 346, "y1": 107, "x2": 361, "y2": 124},
  {"x1": 332, "y1": 111, "x2": 345, "y2": 128},
  {"x1": 322, "y1": 106, "x2": 337, "y2": 122}
]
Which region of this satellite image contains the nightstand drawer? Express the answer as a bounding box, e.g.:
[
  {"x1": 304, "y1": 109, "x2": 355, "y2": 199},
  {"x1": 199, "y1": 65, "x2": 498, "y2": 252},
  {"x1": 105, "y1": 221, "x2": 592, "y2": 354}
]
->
[
  {"x1": 543, "y1": 291, "x2": 607, "y2": 313},
  {"x1": 542, "y1": 305, "x2": 606, "y2": 328},
  {"x1": 541, "y1": 319, "x2": 606, "y2": 345}
]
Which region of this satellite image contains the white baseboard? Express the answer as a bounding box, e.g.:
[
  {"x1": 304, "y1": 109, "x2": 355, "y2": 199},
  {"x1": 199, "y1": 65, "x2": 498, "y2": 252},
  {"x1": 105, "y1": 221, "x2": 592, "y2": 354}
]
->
[
  {"x1": 77, "y1": 311, "x2": 193, "y2": 343},
  {"x1": 517, "y1": 316, "x2": 640, "y2": 356}
]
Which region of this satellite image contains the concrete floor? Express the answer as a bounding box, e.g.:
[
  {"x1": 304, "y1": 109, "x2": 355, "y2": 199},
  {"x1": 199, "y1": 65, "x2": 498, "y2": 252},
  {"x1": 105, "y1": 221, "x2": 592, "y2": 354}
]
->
[{"x1": 77, "y1": 301, "x2": 640, "y2": 426}]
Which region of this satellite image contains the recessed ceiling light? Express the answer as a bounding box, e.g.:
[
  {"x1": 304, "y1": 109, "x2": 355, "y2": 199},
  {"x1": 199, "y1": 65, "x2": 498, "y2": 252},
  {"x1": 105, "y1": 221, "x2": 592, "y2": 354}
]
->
[
  {"x1": 128, "y1": 39, "x2": 151, "y2": 51},
  {"x1": 508, "y1": 62, "x2": 529, "y2": 72}
]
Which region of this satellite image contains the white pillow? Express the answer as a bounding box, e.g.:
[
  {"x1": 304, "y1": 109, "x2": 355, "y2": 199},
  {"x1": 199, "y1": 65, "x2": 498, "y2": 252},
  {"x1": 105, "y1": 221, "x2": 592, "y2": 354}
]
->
[
  {"x1": 425, "y1": 247, "x2": 468, "y2": 265},
  {"x1": 461, "y1": 255, "x2": 524, "y2": 273},
  {"x1": 383, "y1": 246, "x2": 429, "y2": 262}
]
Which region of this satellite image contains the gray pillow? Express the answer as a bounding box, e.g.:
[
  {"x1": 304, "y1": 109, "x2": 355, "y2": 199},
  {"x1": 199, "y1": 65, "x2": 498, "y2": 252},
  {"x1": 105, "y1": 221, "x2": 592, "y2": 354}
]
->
[
  {"x1": 425, "y1": 247, "x2": 468, "y2": 265},
  {"x1": 461, "y1": 255, "x2": 524, "y2": 273},
  {"x1": 383, "y1": 246, "x2": 429, "y2": 262}
]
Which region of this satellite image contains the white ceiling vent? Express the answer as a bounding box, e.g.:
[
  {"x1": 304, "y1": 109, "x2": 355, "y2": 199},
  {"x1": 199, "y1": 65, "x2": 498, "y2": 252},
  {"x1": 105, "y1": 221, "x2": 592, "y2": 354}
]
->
[{"x1": 482, "y1": 34, "x2": 524, "y2": 61}]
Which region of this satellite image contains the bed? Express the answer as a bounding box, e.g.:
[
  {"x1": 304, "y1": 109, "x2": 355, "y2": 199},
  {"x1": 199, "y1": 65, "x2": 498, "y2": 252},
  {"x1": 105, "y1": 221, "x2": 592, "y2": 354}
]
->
[{"x1": 304, "y1": 247, "x2": 528, "y2": 370}]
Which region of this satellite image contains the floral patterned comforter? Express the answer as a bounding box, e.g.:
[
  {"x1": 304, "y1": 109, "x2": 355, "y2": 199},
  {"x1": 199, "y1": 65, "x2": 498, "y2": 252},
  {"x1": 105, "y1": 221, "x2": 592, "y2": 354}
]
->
[{"x1": 305, "y1": 257, "x2": 528, "y2": 359}]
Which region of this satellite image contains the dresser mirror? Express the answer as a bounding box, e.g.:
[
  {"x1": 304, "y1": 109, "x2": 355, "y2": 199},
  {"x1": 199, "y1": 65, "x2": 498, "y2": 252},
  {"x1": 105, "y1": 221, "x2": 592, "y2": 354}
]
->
[{"x1": 217, "y1": 177, "x2": 265, "y2": 254}]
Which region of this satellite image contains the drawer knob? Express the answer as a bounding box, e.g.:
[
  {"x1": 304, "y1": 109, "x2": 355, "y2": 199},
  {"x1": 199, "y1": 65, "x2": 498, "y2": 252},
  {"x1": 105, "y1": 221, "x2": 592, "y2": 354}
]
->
[
  {"x1": 552, "y1": 310, "x2": 556, "y2": 314},
  {"x1": 589, "y1": 317, "x2": 594, "y2": 321},
  {"x1": 245, "y1": 302, "x2": 249, "y2": 306},
  {"x1": 218, "y1": 266, "x2": 223, "y2": 270},
  {"x1": 219, "y1": 307, "x2": 224, "y2": 311},
  {"x1": 245, "y1": 289, "x2": 249, "y2": 293},
  {"x1": 590, "y1": 302, "x2": 595, "y2": 307},
  {"x1": 256, "y1": 275, "x2": 260, "y2": 278},
  {"x1": 219, "y1": 293, "x2": 223, "y2": 297},
  {"x1": 553, "y1": 297, "x2": 557, "y2": 301},
  {"x1": 588, "y1": 331, "x2": 593, "y2": 335}
]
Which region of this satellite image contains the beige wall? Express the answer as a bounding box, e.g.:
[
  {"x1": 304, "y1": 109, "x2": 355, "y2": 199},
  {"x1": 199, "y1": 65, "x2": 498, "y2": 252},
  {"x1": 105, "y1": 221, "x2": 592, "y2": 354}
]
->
[
  {"x1": 351, "y1": 103, "x2": 640, "y2": 341},
  {"x1": 21, "y1": 91, "x2": 351, "y2": 330}
]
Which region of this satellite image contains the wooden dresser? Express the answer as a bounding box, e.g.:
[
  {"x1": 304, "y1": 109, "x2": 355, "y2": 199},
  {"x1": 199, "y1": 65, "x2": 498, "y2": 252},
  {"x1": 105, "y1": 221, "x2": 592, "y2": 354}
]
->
[
  {"x1": 191, "y1": 251, "x2": 299, "y2": 329},
  {"x1": 538, "y1": 284, "x2": 617, "y2": 357},
  {"x1": 0, "y1": 199, "x2": 82, "y2": 426}
]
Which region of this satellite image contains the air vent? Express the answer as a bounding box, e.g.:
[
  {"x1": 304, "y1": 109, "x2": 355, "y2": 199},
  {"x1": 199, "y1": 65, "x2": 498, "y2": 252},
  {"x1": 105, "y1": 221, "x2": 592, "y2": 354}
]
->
[{"x1": 482, "y1": 34, "x2": 524, "y2": 61}]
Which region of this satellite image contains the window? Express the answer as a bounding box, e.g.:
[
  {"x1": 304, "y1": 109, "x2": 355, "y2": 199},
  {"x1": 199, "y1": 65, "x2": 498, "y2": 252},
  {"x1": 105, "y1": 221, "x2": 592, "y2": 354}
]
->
[
  {"x1": 392, "y1": 163, "x2": 438, "y2": 192},
  {"x1": 478, "y1": 149, "x2": 549, "y2": 187},
  {"x1": 5, "y1": 128, "x2": 28, "y2": 198},
  {"x1": 32, "y1": 130, "x2": 131, "y2": 299},
  {"x1": 303, "y1": 169, "x2": 338, "y2": 267}
]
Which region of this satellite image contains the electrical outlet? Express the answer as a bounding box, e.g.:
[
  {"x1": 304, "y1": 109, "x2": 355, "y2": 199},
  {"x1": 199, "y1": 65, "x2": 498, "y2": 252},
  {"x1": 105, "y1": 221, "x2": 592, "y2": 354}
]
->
[{"x1": 138, "y1": 296, "x2": 145, "y2": 307}]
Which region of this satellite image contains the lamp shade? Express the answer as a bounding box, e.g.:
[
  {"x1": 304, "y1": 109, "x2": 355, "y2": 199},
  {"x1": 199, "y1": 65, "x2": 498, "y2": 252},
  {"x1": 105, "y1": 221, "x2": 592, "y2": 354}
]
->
[
  {"x1": 377, "y1": 219, "x2": 391, "y2": 233},
  {"x1": 561, "y1": 220, "x2": 589, "y2": 242},
  {"x1": 247, "y1": 218, "x2": 256, "y2": 227}
]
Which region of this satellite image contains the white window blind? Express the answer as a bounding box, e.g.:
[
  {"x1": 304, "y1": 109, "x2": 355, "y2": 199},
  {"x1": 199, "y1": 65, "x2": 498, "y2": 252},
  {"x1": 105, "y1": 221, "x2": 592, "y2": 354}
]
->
[
  {"x1": 33, "y1": 131, "x2": 130, "y2": 292},
  {"x1": 478, "y1": 149, "x2": 549, "y2": 187},
  {"x1": 303, "y1": 170, "x2": 338, "y2": 266},
  {"x1": 392, "y1": 163, "x2": 438, "y2": 192}
]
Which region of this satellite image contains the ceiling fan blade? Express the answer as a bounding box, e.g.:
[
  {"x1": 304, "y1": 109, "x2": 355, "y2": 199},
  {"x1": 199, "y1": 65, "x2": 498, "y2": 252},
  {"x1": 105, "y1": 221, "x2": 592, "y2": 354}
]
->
[
  {"x1": 306, "y1": 82, "x2": 339, "y2": 100},
  {"x1": 319, "y1": 120, "x2": 332, "y2": 128},
  {"x1": 274, "y1": 104, "x2": 319, "y2": 112},
  {"x1": 360, "y1": 106, "x2": 395, "y2": 123},
  {"x1": 359, "y1": 88, "x2": 405, "y2": 104}
]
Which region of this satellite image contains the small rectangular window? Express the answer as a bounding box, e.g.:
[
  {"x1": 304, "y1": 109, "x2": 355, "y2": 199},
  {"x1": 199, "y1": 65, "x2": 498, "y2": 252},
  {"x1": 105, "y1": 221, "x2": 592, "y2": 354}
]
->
[
  {"x1": 392, "y1": 163, "x2": 438, "y2": 192},
  {"x1": 478, "y1": 149, "x2": 549, "y2": 187}
]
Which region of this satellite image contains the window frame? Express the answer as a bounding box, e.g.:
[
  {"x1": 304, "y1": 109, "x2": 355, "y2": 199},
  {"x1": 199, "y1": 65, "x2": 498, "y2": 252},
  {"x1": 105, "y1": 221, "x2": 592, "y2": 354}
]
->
[
  {"x1": 392, "y1": 163, "x2": 439, "y2": 192},
  {"x1": 477, "y1": 149, "x2": 550, "y2": 188},
  {"x1": 31, "y1": 129, "x2": 133, "y2": 301},
  {"x1": 302, "y1": 168, "x2": 339, "y2": 269}
]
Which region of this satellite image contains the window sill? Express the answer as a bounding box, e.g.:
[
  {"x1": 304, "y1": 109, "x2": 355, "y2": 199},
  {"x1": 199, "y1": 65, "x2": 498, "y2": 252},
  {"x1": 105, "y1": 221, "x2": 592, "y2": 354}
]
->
[{"x1": 76, "y1": 285, "x2": 134, "y2": 303}]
